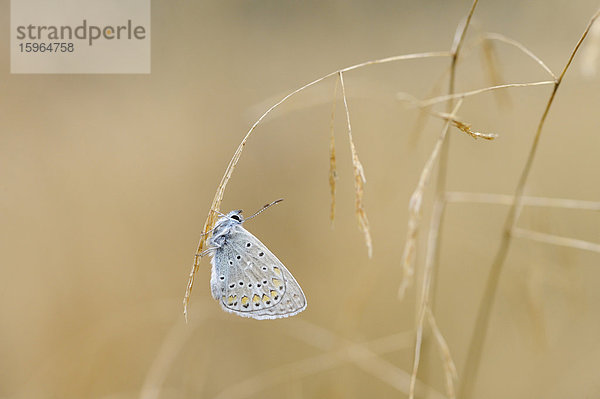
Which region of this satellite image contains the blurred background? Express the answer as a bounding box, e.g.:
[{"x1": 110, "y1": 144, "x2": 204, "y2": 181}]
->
[{"x1": 1, "y1": 0, "x2": 600, "y2": 398}]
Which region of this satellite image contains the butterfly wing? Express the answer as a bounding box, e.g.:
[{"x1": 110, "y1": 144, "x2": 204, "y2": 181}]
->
[{"x1": 211, "y1": 225, "x2": 306, "y2": 320}]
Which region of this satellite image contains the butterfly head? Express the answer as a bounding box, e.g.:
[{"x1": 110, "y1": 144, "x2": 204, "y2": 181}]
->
[
  {"x1": 225, "y1": 210, "x2": 243, "y2": 223},
  {"x1": 209, "y1": 210, "x2": 244, "y2": 247}
]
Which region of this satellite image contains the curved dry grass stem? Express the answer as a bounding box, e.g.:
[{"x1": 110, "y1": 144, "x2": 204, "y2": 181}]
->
[
  {"x1": 460, "y1": 8, "x2": 600, "y2": 399},
  {"x1": 329, "y1": 77, "x2": 339, "y2": 225},
  {"x1": 412, "y1": 80, "x2": 555, "y2": 107},
  {"x1": 182, "y1": 50, "x2": 452, "y2": 321},
  {"x1": 339, "y1": 71, "x2": 372, "y2": 258},
  {"x1": 483, "y1": 33, "x2": 557, "y2": 80}
]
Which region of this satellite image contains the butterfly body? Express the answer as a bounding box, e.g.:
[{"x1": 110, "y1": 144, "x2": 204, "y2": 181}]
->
[{"x1": 208, "y1": 210, "x2": 307, "y2": 320}]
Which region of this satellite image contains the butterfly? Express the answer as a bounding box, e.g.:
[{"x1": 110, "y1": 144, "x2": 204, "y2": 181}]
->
[{"x1": 204, "y1": 200, "x2": 307, "y2": 320}]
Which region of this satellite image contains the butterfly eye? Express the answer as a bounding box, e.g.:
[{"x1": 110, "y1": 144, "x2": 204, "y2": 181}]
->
[{"x1": 231, "y1": 215, "x2": 241, "y2": 222}]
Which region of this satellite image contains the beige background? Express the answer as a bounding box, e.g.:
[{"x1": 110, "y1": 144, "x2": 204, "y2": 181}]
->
[{"x1": 1, "y1": 1, "x2": 599, "y2": 398}]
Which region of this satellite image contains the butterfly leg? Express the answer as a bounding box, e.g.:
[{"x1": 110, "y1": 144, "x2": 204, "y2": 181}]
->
[{"x1": 195, "y1": 247, "x2": 217, "y2": 258}]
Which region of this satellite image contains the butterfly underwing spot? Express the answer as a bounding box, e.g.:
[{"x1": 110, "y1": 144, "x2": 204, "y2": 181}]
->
[
  {"x1": 236, "y1": 255, "x2": 241, "y2": 260},
  {"x1": 229, "y1": 283, "x2": 235, "y2": 289},
  {"x1": 241, "y1": 296, "x2": 249, "y2": 308},
  {"x1": 229, "y1": 260, "x2": 233, "y2": 265},
  {"x1": 227, "y1": 295, "x2": 237, "y2": 306},
  {"x1": 262, "y1": 294, "x2": 271, "y2": 305},
  {"x1": 252, "y1": 294, "x2": 261, "y2": 306},
  {"x1": 219, "y1": 276, "x2": 225, "y2": 280},
  {"x1": 262, "y1": 280, "x2": 268, "y2": 285},
  {"x1": 246, "y1": 243, "x2": 251, "y2": 247},
  {"x1": 272, "y1": 278, "x2": 284, "y2": 290},
  {"x1": 273, "y1": 266, "x2": 281, "y2": 276},
  {"x1": 258, "y1": 252, "x2": 264, "y2": 257},
  {"x1": 270, "y1": 290, "x2": 279, "y2": 300},
  {"x1": 262, "y1": 266, "x2": 268, "y2": 271},
  {"x1": 238, "y1": 281, "x2": 244, "y2": 286},
  {"x1": 256, "y1": 283, "x2": 262, "y2": 288}
]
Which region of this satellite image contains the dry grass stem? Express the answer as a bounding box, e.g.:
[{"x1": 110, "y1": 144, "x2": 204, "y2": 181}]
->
[
  {"x1": 460, "y1": 9, "x2": 600, "y2": 398},
  {"x1": 412, "y1": 80, "x2": 555, "y2": 108},
  {"x1": 339, "y1": 51, "x2": 452, "y2": 73},
  {"x1": 184, "y1": 51, "x2": 451, "y2": 320},
  {"x1": 512, "y1": 227, "x2": 600, "y2": 253},
  {"x1": 409, "y1": 197, "x2": 453, "y2": 399},
  {"x1": 339, "y1": 71, "x2": 373, "y2": 258},
  {"x1": 445, "y1": 191, "x2": 600, "y2": 211},
  {"x1": 483, "y1": 33, "x2": 557, "y2": 80},
  {"x1": 329, "y1": 77, "x2": 339, "y2": 225},
  {"x1": 427, "y1": 308, "x2": 458, "y2": 399},
  {"x1": 398, "y1": 100, "x2": 463, "y2": 301},
  {"x1": 449, "y1": 0, "x2": 479, "y2": 65}
]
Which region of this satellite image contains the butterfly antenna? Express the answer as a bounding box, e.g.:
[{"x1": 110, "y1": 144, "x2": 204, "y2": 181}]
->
[
  {"x1": 210, "y1": 208, "x2": 228, "y2": 218},
  {"x1": 244, "y1": 199, "x2": 284, "y2": 222}
]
